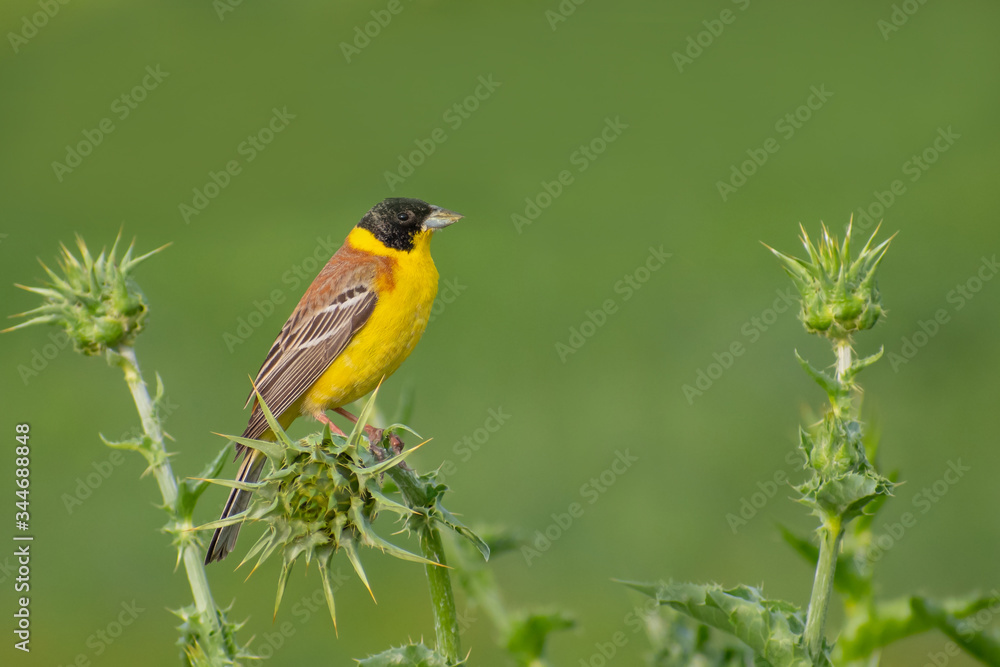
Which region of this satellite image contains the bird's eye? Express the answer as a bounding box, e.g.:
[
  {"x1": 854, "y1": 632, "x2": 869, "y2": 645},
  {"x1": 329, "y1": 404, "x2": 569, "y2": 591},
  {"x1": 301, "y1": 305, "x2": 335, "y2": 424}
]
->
[{"x1": 397, "y1": 211, "x2": 411, "y2": 222}]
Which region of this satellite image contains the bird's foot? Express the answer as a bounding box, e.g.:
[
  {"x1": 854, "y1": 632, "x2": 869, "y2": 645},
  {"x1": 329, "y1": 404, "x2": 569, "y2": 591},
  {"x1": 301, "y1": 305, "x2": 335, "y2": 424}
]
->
[
  {"x1": 315, "y1": 412, "x2": 347, "y2": 437},
  {"x1": 333, "y1": 407, "x2": 405, "y2": 454}
]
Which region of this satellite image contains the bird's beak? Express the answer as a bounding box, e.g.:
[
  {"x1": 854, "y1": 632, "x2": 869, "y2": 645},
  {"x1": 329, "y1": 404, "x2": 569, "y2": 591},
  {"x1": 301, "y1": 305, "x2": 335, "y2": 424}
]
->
[{"x1": 424, "y1": 205, "x2": 463, "y2": 230}]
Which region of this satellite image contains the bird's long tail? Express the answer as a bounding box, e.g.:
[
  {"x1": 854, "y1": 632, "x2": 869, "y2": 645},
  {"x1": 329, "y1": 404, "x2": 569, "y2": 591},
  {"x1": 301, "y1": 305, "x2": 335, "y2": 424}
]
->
[{"x1": 204, "y1": 449, "x2": 266, "y2": 564}]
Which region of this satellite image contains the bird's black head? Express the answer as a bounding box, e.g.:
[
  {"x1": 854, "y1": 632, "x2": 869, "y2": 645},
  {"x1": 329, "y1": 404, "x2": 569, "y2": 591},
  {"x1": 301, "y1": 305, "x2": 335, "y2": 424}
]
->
[{"x1": 357, "y1": 198, "x2": 462, "y2": 252}]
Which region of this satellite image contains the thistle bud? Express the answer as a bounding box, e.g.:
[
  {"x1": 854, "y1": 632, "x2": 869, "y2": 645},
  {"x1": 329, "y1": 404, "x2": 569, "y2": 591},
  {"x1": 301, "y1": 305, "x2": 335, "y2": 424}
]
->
[
  {"x1": 5, "y1": 234, "x2": 167, "y2": 355},
  {"x1": 766, "y1": 220, "x2": 893, "y2": 340},
  {"x1": 224, "y1": 431, "x2": 427, "y2": 630}
]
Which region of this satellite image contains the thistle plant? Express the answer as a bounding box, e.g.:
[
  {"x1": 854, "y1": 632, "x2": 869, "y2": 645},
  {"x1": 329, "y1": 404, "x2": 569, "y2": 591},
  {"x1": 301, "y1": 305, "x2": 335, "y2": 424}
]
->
[
  {"x1": 202, "y1": 385, "x2": 491, "y2": 665},
  {"x1": 5, "y1": 233, "x2": 498, "y2": 666},
  {"x1": 641, "y1": 606, "x2": 755, "y2": 666},
  {"x1": 17, "y1": 226, "x2": 995, "y2": 667},
  {"x1": 207, "y1": 424, "x2": 410, "y2": 631},
  {"x1": 767, "y1": 222, "x2": 895, "y2": 660},
  {"x1": 4, "y1": 235, "x2": 250, "y2": 665},
  {"x1": 622, "y1": 221, "x2": 1000, "y2": 666}
]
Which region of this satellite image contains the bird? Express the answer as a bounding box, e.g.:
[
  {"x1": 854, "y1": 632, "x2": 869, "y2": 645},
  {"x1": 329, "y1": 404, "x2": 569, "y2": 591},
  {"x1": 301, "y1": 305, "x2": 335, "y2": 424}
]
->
[{"x1": 205, "y1": 197, "x2": 462, "y2": 564}]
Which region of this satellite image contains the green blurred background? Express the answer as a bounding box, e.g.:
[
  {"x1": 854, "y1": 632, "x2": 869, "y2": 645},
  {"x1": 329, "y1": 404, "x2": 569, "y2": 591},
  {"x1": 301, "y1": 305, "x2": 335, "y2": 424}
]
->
[{"x1": 2, "y1": 1, "x2": 999, "y2": 665}]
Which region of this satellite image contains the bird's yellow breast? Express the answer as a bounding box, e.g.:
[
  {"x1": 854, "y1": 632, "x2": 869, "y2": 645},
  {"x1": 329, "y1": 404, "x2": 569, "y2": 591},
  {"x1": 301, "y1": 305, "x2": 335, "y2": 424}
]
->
[{"x1": 299, "y1": 227, "x2": 439, "y2": 415}]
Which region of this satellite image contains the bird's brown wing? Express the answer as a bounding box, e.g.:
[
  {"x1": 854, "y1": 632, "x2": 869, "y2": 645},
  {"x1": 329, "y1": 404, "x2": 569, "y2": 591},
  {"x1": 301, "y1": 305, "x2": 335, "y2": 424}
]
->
[{"x1": 237, "y1": 260, "x2": 378, "y2": 450}]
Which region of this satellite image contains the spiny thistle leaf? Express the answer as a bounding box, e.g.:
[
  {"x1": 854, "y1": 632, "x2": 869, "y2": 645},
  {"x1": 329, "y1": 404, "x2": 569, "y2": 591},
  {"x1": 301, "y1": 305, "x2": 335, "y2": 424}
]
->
[
  {"x1": 357, "y1": 643, "x2": 459, "y2": 666},
  {"x1": 172, "y1": 602, "x2": 254, "y2": 667},
  {"x1": 100, "y1": 431, "x2": 171, "y2": 478},
  {"x1": 382, "y1": 422, "x2": 424, "y2": 441},
  {"x1": 468, "y1": 526, "x2": 523, "y2": 559},
  {"x1": 837, "y1": 593, "x2": 1000, "y2": 662},
  {"x1": 216, "y1": 433, "x2": 285, "y2": 464},
  {"x1": 504, "y1": 610, "x2": 576, "y2": 663},
  {"x1": 248, "y1": 377, "x2": 294, "y2": 450},
  {"x1": 794, "y1": 412, "x2": 893, "y2": 521},
  {"x1": 644, "y1": 606, "x2": 757, "y2": 667},
  {"x1": 363, "y1": 439, "x2": 430, "y2": 477},
  {"x1": 317, "y1": 547, "x2": 342, "y2": 632},
  {"x1": 361, "y1": 516, "x2": 440, "y2": 567},
  {"x1": 176, "y1": 443, "x2": 232, "y2": 522},
  {"x1": 99, "y1": 432, "x2": 148, "y2": 452},
  {"x1": 274, "y1": 559, "x2": 294, "y2": 621},
  {"x1": 794, "y1": 350, "x2": 839, "y2": 400},
  {"x1": 843, "y1": 346, "x2": 884, "y2": 383},
  {"x1": 348, "y1": 385, "x2": 381, "y2": 450},
  {"x1": 434, "y1": 505, "x2": 490, "y2": 562},
  {"x1": 340, "y1": 537, "x2": 374, "y2": 602},
  {"x1": 910, "y1": 596, "x2": 1000, "y2": 665},
  {"x1": 623, "y1": 581, "x2": 821, "y2": 667}
]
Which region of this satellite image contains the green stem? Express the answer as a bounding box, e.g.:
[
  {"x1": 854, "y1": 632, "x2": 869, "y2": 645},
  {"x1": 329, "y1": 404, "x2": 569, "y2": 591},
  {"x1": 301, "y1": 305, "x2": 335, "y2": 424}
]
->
[
  {"x1": 383, "y1": 458, "x2": 461, "y2": 663},
  {"x1": 804, "y1": 339, "x2": 854, "y2": 661},
  {"x1": 804, "y1": 515, "x2": 844, "y2": 661},
  {"x1": 830, "y1": 338, "x2": 854, "y2": 415},
  {"x1": 115, "y1": 345, "x2": 222, "y2": 634},
  {"x1": 419, "y1": 524, "x2": 462, "y2": 662},
  {"x1": 835, "y1": 339, "x2": 852, "y2": 381}
]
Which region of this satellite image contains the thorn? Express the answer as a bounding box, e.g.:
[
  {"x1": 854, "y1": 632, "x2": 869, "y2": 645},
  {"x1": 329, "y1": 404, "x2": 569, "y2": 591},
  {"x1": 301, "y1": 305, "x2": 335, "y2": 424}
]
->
[
  {"x1": 361, "y1": 577, "x2": 376, "y2": 604},
  {"x1": 244, "y1": 561, "x2": 262, "y2": 582}
]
